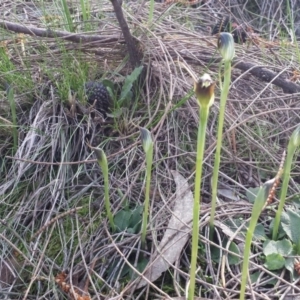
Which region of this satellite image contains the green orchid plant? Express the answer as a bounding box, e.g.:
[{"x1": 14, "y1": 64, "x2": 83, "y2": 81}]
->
[
  {"x1": 209, "y1": 32, "x2": 235, "y2": 236},
  {"x1": 139, "y1": 127, "x2": 154, "y2": 247},
  {"x1": 187, "y1": 72, "x2": 215, "y2": 300},
  {"x1": 94, "y1": 147, "x2": 116, "y2": 232}
]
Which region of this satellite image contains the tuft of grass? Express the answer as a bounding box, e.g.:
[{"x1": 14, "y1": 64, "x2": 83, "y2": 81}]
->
[
  {"x1": 60, "y1": 0, "x2": 75, "y2": 32},
  {"x1": 7, "y1": 87, "x2": 18, "y2": 154},
  {"x1": 80, "y1": 0, "x2": 91, "y2": 31}
]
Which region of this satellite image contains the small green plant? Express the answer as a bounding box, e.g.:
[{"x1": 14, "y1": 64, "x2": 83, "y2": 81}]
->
[
  {"x1": 272, "y1": 125, "x2": 300, "y2": 240},
  {"x1": 104, "y1": 66, "x2": 144, "y2": 109},
  {"x1": 262, "y1": 207, "x2": 300, "y2": 281},
  {"x1": 139, "y1": 127, "x2": 154, "y2": 247},
  {"x1": 238, "y1": 201, "x2": 300, "y2": 290},
  {"x1": 263, "y1": 236, "x2": 293, "y2": 271},
  {"x1": 112, "y1": 203, "x2": 146, "y2": 280},
  {"x1": 94, "y1": 147, "x2": 116, "y2": 232},
  {"x1": 209, "y1": 32, "x2": 235, "y2": 236},
  {"x1": 239, "y1": 185, "x2": 267, "y2": 300}
]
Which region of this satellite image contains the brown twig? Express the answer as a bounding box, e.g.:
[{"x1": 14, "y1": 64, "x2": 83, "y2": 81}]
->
[
  {"x1": 0, "y1": 20, "x2": 119, "y2": 44},
  {"x1": 109, "y1": 0, "x2": 143, "y2": 69},
  {"x1": 31, "y1": 207, "x2": 83, "y2": 241},
  {"x1": 233, "y1": 60, "x2": 300, "y2": 94},
  {"x1": 184, "y1": 53, "x2": 300, "y2": 94}
]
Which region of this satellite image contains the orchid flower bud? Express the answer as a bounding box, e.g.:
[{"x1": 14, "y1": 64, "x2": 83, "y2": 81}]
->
[
  {"x1": 218, "y1": 32, "x2": 235, "y2": 61},
  {"x1": 94, "y1": 147, "x2": 107, "y2": 167},
  {"x1": 290, "y1": 125, "x2": 300, "y2": 148},
  {"x1": 140, "y1": 128, "x2": 153, "y2": 153},
  {"x1": 194, "y1": 73, "x2": 215, "y2": 108}
]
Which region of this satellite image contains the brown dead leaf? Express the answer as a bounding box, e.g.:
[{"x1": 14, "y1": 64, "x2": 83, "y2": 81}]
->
[{"x1": 135, "y1": 170, "x2": 193, "y2": 289}]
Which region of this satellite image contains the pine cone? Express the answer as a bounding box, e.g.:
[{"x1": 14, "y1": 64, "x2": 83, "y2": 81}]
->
[{"x1": 84, "y1": 81, "x2": 111, "y2": 117}]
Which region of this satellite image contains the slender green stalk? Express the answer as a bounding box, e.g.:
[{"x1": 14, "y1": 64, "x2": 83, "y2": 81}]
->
[
  {"x1": 209, "y1": 60, "x2": 232, "y2": 236},
  {"x1": 61, "y1": 0, "x2": 74, "y2": 32},
  {"x1": 240, "y1": 186, "x2": 266, "y2": 300},
  {"x1": 140, "y1": 128, "x2": 154, "y2": 247},
  {"x1": 272, "y1": 151, "x2": 293, "y2": 240},
  {"x1": 272, "y1": 125, "x2": 300, "y2": 240},
  {"x1": 188, "y1": 105, "x2": 210, "y2": 300},
  {"x1": 80, "y1": 0, "x2": 91, "y2": 31},
  {"x1": 148, "y1": 0, "x2": 155, "y2": 25},
  {"x1": 95, "y1": 148, "x2": 115, "y2": 232},
  {"x1": 140, "y1": 145, "x2": 153, "y2": 246}
]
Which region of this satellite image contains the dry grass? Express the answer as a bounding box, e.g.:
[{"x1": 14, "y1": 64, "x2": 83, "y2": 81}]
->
[{"x1": 0, "y1": 0, "x2": 300, "y2": 299}]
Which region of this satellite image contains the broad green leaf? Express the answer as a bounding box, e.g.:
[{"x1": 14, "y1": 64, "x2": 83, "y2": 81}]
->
[
  {"x1": 228, "y1": 241, "x2": 240, "y2": 265},
  {"x1": 129, "y1": 205, "x2": 143, "y2": 224},
  {"x1": 264, "y1": 253, "x2": 285, "y2": 270},
  {"x1": 211, "y1": 241, "x2": 240, "y2": 265},
  {"x1": 129, "y1": 257, "x2": 148, "y2": 279},
  {"x1": 224, "y1": 218, "x2": 244, "y2": 231},
  {"x1": 107, "y1": 258, "x2": 129, "y2": 279},
  {"x1": 254, "y1": 223, "x2": 267, "y2": 240},
  {"x1": 120, "y1": 66, "x2": 143, "y2": 102},
  {"x1": 128, "y1": 205, "x2": 143, "y2": 233},
  {"x1": 267, "y1": 277, "x2": 279, "y2": 286},
  {"x1": 263, "y1": 239, "x2": 293, "y2": 256},
  {"x1": 114, "y1": 206, "x2": 144, "y2": 233},
  {"x1": 120, "y1": 264, "x2": 130, "y2": 278},
  {"x1": 114, "y1": 210, "x2": 132, "y2": 232},
  {"x1": 211, "y1": 245, "x2": 221, "y2": 263},
  {"x1": 281, "y1": 209, "x2": 300, "y2": 244},
  {"x1": 290, "y1": 196, "x2": 300, "y2": 208},
  {"x1": 285, "y1": 257, "x2": 297, "y2": 280},
  {"x1": 246, "y1": 187, "x2": 260, "y2": 203},
  {"x1": 269, "y1": 219, "x2": 286, "y2": 239},
  {"x1": 105, "y1": 86, "x2": 114, "y2": 101},
  {"x1": 249, "y1": 271, "x2": 260, "y2": 284},
  {"x1": 101, "y1": 79, "x2": 115, "y2": 96}
]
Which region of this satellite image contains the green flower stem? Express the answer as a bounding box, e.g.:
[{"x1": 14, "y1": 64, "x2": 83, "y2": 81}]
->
[
  {"x1": 103, "y1": 161, "x2": 115, "y2": 232},
  {"x1": 240, "y1": 186, "x2": 266, "y2": 300},
  {"x1": 272, "y1": 143, "x2": 297, "y2": 240},
  {"x1": 209, "y1": 60, "x2": 232, "y2": 235},
  {"x1": 95, "y1": 149, "x2": 116, "y2": 232},
  {"x1": 61, "y1": 0, "x2": 74, "y2": 32},
  {"x1": 141, "y1": 142, "x2": 154, "y2": 247},
  {"x1": 188, "y1": 105, "x2": 210, "y2": 300}
]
